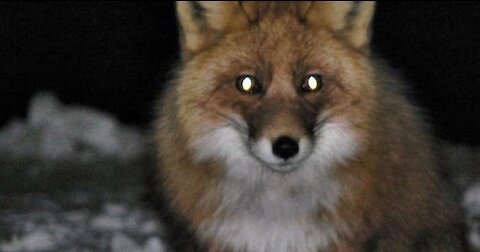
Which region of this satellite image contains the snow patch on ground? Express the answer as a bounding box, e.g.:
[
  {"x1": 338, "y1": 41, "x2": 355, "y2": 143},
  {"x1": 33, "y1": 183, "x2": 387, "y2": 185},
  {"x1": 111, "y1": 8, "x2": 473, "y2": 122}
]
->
[
  {"x1": 0, "y1": 92, "x2": 165, "y2": 251},
  {"x1": 464, "y1": 184, "x2": 480, "y2": 251},
  {"x1": 0, "y1": 92, "x2": 146, "y2": 162},
  {"x1": 2, "y1": 230, "x2": 55, "y2": 252},
  {"x1": 0, "y1": 190, "x2": 168, "y2": 252}
]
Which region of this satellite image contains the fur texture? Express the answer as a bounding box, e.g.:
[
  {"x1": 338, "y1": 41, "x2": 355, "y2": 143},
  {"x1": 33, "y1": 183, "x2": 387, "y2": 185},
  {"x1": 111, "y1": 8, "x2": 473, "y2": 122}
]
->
[{"x1": 154, "y1": 2, "x2": 465, "y2": 251}]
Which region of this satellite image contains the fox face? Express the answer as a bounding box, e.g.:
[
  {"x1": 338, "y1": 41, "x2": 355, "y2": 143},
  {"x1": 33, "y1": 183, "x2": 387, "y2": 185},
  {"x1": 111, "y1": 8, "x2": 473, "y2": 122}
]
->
[
  {"x1": 177, "y1": 2, "x2": 375, "y2": 175},
  {"x1": 157, "y1": 2, "x2": 464, "y2": 251}
]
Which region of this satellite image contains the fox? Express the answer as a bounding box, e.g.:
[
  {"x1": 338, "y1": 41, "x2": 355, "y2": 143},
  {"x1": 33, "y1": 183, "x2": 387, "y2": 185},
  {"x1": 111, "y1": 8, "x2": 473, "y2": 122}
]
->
[{"x1": 153, "y1": 1, "x2": 466, "y2": 251}]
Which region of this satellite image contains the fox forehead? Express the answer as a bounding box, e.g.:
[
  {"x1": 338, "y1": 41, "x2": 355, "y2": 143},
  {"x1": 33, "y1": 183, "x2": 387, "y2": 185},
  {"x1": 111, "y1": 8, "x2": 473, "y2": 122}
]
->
[
  {"x1": 220, "y1": 22, "x2": 330, "y2": 73},
  {"x1": 185, "y1": 22, "x2": 368, "y2": 95}
]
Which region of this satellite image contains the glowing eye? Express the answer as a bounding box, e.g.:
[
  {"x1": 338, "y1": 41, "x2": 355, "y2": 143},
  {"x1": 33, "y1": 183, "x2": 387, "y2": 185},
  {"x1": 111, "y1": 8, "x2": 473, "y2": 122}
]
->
[
  {"x1": 302, "y1": 74, "x2": 323, "y2": 92},
  {"x1": 241, "y1": 77, "x2": 253, "y2": 90},
  {"x1": 236, "y1": 75, "x2": 261, "y2": 94}
]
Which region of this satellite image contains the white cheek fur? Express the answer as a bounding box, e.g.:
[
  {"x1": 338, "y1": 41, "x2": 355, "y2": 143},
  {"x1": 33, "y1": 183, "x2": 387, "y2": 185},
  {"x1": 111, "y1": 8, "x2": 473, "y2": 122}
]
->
[
  {"x1": 191, "y1": 118, "x2": 359, "y2": 177},
  {"x1": 191, "y1": 124, "x2": 262, "y2": 179},
  {"x1": 307, "y1": 120, "x2": 359, "y2": 168}
]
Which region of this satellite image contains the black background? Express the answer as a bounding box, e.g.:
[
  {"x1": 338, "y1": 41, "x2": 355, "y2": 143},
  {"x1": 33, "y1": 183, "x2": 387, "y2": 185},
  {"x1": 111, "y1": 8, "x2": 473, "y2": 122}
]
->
[{"x1": 1, "y1": 2, "x2": 479, "y2": 145}]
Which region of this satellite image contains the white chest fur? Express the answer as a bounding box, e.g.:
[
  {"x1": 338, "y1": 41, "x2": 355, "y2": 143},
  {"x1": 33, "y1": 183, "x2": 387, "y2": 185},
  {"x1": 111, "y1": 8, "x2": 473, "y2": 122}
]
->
[
  {"x1": 199, "y1": 175, "x2": 342, "y2": 252},
  {"x1": 200, "y1": 213, "x2": 339, "y2": 252},
  {"x1": 192, "y1": 120, "x2": 356, "y2": 251}
]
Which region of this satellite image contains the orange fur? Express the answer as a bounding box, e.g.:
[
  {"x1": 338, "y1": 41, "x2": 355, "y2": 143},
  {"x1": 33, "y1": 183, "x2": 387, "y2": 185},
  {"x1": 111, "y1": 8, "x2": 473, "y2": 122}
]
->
[{"x1": 154, "y1": 2, "x2": 465, "y2": 251}]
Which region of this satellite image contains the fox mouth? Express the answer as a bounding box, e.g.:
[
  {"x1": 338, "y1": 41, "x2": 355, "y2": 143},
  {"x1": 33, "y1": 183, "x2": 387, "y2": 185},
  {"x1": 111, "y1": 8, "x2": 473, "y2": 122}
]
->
[
  {"x1": 251, "y1": 155, "x2": 310, "y2": 173},
  {"x1": 263, "y1": 160, "x2": 303, "y2": 173}
]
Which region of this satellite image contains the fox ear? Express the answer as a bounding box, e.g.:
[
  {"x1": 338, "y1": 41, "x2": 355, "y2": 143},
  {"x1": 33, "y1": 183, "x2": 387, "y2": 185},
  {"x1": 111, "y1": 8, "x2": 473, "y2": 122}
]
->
[
  {"x1": 176, "y1": 1, "x2": 256, "y2": 59},
  {"x1": 305, "y1": 1, "x2": 376, "y2": 50}
]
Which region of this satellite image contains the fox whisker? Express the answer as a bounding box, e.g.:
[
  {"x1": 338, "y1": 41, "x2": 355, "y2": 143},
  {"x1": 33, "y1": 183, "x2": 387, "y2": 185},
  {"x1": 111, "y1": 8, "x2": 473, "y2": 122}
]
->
[
  {"x1": 209, "y1": 109, "x2": 249, "y2": 137},
  {"x1": 313, "y1": 100, "x2": 360, "y2": 133}
]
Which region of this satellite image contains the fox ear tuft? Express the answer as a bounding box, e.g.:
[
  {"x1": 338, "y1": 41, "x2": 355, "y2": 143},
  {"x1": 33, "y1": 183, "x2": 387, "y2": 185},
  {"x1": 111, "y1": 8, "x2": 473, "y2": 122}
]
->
[
  {"x1": 305, "y1": 1, "x2": 376, "y2": 50},
  {"x1": 176, "y1": 1, "x2": 255, "y2": 59}
]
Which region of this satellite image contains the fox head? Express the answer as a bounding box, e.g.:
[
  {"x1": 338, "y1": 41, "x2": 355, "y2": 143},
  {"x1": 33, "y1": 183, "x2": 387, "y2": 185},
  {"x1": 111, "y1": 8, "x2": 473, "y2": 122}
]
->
[{"x1": 174, "y1": 2, "x2": 378, "y2": 175}]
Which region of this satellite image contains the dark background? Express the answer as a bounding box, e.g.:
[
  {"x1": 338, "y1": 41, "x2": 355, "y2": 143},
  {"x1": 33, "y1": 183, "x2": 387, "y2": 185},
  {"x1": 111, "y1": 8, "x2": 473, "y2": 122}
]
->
[{"x1": 0, "y1": 2, "x2": 479, "y2": 145}]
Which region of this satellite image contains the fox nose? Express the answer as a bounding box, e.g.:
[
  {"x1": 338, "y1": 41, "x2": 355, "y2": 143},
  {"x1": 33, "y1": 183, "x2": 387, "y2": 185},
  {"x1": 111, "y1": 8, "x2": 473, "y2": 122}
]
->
[{"x1": 272, "y1": 136, "x2": 299, "y2": 160}]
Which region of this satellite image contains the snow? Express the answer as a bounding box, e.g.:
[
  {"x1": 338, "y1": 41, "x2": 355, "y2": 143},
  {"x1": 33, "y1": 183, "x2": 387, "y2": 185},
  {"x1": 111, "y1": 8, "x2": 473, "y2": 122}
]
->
[
  {"x1": 464, "y1": 185, "x2": 480, "y2": 251},
  {"x1": 144, "y1": 237, "x2": 167, "y2": 252},
  {"x1": 111, "y1": 232, "x2": 143, "y2": 252},
  {"x1": 0, "y1": 92, "x2": 479, "y2": 251},
  {"x1": 0, "y1": 92, "x2": 166, "y2": 251},
  {"x1": 465, "y1": 184, "x2": 480, "y2": 214},
  {"x1": 0, "y1": 93, "x2": 146, "y2": 162},
  {"x1": 91, "y1": 215, "x2": 125, "y2": 231},
  {"x1": 2, "y1": 230, "x2": 55, "y2": 251},
  {"x1": 111, "y1": 234, "x2": 167, "y2": 252},
  {"x1": 0, "y1": 191, "x2": 167, "y2": 251}
]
